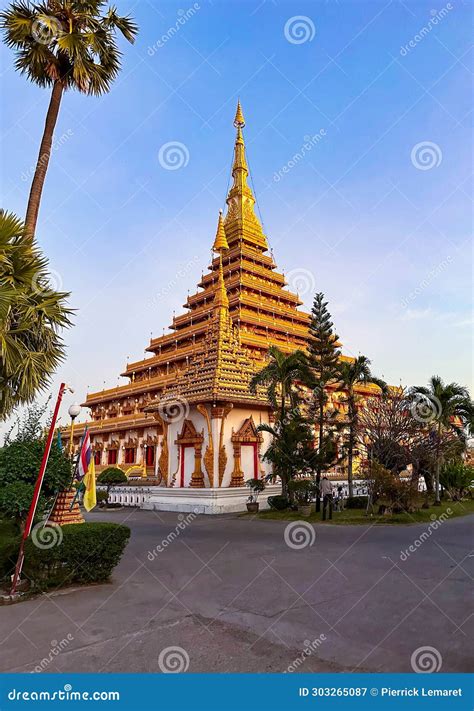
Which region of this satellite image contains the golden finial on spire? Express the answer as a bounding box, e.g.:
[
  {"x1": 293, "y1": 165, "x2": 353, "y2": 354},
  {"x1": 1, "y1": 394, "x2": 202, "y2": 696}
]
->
[
  {"x1": 234, "y1": 99, "x2": 245, "y2": 128},
  {"x1": 212, "y1": 209, "x2": 229, "y2": 252}
]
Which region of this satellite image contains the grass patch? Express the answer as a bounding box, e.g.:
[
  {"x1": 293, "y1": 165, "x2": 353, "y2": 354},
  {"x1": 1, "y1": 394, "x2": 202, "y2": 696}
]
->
[{"x1": 255, "y1": 498, "x2": 474, "y2": 525}]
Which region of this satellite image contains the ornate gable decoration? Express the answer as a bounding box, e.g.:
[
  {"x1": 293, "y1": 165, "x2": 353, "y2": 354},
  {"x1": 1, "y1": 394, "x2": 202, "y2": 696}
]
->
[
  {"x1": 175, "y1": 419, "x2": 203, "y2": 445},
  {"x1": 231, "y1": 416, "x2": 263, "y2": 444}
]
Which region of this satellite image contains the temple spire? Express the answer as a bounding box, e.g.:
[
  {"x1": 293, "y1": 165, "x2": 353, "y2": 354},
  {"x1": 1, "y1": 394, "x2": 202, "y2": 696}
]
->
[
  {"x1": 229, "y1": 100, "x2": 250, "y2": 195},
  {"x1": 212, "y1": 210, "x2": 229, "y2": 252},
  {"x1": 225, "y1": 101, "x2": 268, "y2": 250},
  {"x1": 234, "y1": 99, "x2": 245, "y2": 128}
]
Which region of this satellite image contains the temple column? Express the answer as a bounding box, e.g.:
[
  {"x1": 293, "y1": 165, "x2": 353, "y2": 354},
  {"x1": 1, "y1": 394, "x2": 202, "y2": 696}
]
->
[
  {"x1": 211, "y1": 410, "x2": 221, "y2": 487},
  {"x1": 189, "y1": 442, "x2": 205, "y2": 488},
  {"x1": 230, "y1": 442, "x2": 244, "y2": 487}
]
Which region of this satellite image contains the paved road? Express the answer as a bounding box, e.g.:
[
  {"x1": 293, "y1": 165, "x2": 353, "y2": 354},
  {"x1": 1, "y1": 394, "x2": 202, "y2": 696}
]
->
[{"x1": 1, "y1": 509, "x2": 472, "y2": 673}]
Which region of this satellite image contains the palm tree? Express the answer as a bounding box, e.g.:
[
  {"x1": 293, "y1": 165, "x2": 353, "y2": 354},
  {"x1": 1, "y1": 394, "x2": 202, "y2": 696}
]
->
[
  {"x1": 258, "y1": 414, "x2": 313, "y2": 499},
  {"x1": 250, "y1": 346, "x2": 312, "y2": 499},
  {"x1": 0, "y1": 209, "x2": 72, "y2": 419},
  {"x1": 339, "y1": 355, "x2": 386, "y2": 498},
  {"x1": 250, "y1": 345, "x2": 310, "y2": 421},
  {"x1": 1, "y1": 1, "x2": 138, "y2": 239},
  {"x1": 410, "y1": 376, "x2": 473, "y2": 504}
]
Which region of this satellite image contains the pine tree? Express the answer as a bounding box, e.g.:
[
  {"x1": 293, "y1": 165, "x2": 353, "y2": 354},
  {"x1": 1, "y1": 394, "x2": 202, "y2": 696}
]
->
[{"x1": 307, "y1": 293, "x2": 341, "y2": 509}]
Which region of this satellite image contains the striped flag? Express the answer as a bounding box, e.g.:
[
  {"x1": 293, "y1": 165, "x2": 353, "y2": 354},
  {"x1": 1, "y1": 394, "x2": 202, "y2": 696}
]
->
[
  {"x1": 56, "y1": 428, "x2": 63, "y2": 452},
  {"x1": 75, "y1": 429, "x2": 91, "y2": 483}
]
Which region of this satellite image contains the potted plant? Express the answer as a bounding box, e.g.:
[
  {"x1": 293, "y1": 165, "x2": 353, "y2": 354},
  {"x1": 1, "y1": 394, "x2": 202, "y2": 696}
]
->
[
  {"x1": 288, "y1": 479, "x2": 316, "y2": 517},
  {"x1": 245, "y1": 478, "x2": 265, "y2": 513}
]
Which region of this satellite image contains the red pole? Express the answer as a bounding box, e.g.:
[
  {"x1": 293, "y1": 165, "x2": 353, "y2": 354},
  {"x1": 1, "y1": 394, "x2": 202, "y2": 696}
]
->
[{"x1": 10, "y1": 382, "x2": 67, "y2": 596}]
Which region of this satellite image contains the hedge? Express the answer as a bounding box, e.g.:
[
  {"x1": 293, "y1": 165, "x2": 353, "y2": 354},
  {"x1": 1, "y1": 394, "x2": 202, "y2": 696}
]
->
[
  {"x1": 345, "y1": 496, "x2": 368, "y2": 509},
  {"x1": 22, "y1": 522, "x2": 130, "y2": 590},
  {"x1": 0, "y1": 519, "x2": 20, "y2": 580},
  {"x1": 267, "y1": 495, "x2": 289, "y2": 511}
]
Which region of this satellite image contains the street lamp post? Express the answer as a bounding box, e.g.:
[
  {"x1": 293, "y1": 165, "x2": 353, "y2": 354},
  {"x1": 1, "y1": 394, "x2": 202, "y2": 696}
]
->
[{"x1": 68, "y1": 403, "x2": 81, "y2": 456}]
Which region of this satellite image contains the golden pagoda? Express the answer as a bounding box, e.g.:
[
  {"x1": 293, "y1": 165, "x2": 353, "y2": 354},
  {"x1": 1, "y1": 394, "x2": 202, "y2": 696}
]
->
[
  {"x1": 69, "y1": 102, "x2": 377, "y2": 510},
  {"x1": 48, "y1": 489, "x2": 84, "y2": 526}
]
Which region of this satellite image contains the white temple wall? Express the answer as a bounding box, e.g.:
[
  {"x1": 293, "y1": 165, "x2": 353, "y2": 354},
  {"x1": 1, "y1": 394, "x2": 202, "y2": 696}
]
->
[
  {"x1": 220, "y1": 407, "x2": 272, "y2": 488},
  {"x1": 166, "y1": 407, "x2": 208, "y2": 487}
]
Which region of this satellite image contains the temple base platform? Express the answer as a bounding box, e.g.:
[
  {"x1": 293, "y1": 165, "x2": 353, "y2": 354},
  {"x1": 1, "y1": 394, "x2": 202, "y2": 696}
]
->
[{"x1": 106, "y1": 484, "x2": 282, "y2": 514}]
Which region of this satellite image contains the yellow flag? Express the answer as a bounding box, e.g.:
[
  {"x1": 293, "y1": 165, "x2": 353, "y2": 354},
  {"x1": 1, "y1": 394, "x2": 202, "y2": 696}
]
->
[{"x1": 83, "y1": 456, "x2": 97, "y2": 512}]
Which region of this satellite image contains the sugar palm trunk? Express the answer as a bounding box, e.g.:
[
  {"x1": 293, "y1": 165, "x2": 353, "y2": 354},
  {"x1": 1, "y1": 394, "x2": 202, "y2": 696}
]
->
[{"x1": 25, "y1": 80, "x2": 64, "y2": 240}]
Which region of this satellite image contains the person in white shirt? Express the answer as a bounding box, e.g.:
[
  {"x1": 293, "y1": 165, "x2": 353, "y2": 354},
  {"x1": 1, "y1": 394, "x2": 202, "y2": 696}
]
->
[{"x1": 320, "y1": 476, "x2": 333, "y2": 520}]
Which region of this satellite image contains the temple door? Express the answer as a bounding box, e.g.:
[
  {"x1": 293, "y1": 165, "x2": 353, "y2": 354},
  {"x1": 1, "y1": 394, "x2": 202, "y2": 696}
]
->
[{"x1": 241, "y1": 443, "x2": 258, "y2": 480}]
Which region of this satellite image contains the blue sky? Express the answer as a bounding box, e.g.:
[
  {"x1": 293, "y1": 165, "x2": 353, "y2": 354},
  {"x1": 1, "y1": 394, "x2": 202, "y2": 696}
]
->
[{"x1": 1, "y1": 0, "x2": 472, "y2": 426}]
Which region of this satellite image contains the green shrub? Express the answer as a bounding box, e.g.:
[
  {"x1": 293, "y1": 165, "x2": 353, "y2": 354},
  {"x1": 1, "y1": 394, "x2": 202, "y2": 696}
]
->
[
  {"x1": 97, "y1": 467, "x2": 128, "y2": 502},
  {"x1": 245, "y1": 478, "x2": 265, "y2": 502},
  {"x1": 267, "y1": 495, "x2": 289, "y2": 511},
  {"x1": 98, "y1": 467, "x2": 128, "y2": 486},
  {"x1": 288, "y1": 478, "x2": 316, "y2": 504},
  {"x1": 96, "y1": 490, "x2": 108, "y2": 506},
  {"x1": 23, "y1": 522, "x2": 130, "y2": 589},
  {"x1": 0, "y1": 482, "x2": 43, "y2": 528},
  {"x1": 0, "y1": 404, "x2": 72, "y2": 496},
  {"x1": 0, "y1": 519, "x2": 20, "y2": 580},
  {"x1": 346, "y1": 495, "x2": 368, "y2": 509},
  {"x1": 441, "y1": 461, "x2": 474, "y2": 500}
]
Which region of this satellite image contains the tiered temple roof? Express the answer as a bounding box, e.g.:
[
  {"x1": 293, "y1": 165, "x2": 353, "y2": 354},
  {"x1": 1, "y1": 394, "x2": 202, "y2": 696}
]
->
[
  {"x1": 81, "y1": 102, "x2": 314, "y2": 432},
  {"x1": 77, "y1": 102, "x2": 383, "y2": 440}
]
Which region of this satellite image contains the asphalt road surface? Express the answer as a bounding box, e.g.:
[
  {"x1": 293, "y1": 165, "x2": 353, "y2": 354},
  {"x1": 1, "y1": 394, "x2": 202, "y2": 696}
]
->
[{"x1": 1, "y1": 509, "x2": 472, "y2": 673}]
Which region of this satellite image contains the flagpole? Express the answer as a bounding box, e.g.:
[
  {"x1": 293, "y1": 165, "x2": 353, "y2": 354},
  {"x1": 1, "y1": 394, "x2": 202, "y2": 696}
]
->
[{"x1": 10, "y1": 382, "x2": 70, "y2": 596}]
